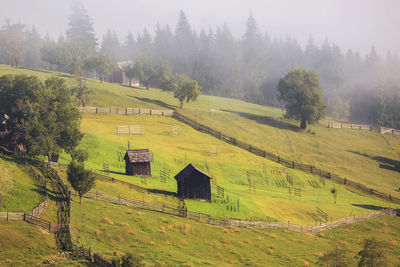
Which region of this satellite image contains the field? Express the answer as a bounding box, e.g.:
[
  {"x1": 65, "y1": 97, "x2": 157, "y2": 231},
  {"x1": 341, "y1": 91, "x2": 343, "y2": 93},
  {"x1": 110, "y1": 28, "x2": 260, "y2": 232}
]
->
[
  {"x1": 0, "y1": 155, "x2": 41, "y2": 212},
  {"x1": 56, "y1": 114, "x2": 395, "y2": 225},
  {"x1": 1, "y1": 64, "x2": 399, "y2": 199},
  {"x1": 0, "y1": 64, "x2": 400, "y2": 266},
  {"x1": 70, "y1": 197, "x2": 400, "y2": 266}
]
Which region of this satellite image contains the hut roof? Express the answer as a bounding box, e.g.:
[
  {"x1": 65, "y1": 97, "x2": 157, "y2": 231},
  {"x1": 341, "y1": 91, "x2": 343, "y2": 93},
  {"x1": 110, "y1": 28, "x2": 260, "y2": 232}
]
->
[
  {"x1": 174, "y1": 163, "x2": 211, "y2": 182},
  {"x1": 124, "y1": 149, "x2": 152, "y2": 163}
]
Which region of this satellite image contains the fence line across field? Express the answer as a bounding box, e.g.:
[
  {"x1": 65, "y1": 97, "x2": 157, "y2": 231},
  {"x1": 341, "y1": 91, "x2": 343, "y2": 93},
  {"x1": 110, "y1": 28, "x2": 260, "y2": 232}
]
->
[
  {"x1": 79, "y1": 106, "x2": 173, "y2": 116},
  {"x1": 172, "y1": 112, "x2": 400, "y2": 205},
  {"x1": 380, "y1": 126, "x2": 400, "y2": 135},
  {"x1": 328, "y1": 121, "x2": 372, "y2": 130},
  {"x1": 83, "y1": 190, "x2": 398, "y2": 233},
  {"x1": 116, "y1": 125, "x2": 143, "y2": 135}
]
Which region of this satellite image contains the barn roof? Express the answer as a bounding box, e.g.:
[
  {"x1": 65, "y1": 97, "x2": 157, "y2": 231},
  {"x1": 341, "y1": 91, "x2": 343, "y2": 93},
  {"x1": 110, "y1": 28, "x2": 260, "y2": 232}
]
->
[
  {"x1": 174, "y1": 163, "x2": 211, "y2": 182},
  {"x1": 124, "y1": 149, "x2": 152, "y2": 163}
]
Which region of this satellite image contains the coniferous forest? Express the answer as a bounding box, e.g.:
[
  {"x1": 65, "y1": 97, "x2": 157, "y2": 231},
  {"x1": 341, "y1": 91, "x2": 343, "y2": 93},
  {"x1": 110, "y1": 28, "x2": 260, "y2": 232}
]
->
[{"x1": 0, "y1": 5, "x2": 399, "y2": 128}]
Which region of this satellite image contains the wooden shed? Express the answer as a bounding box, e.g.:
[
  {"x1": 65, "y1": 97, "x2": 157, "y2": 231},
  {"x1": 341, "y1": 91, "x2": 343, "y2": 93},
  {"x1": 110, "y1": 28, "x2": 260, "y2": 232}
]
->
[
  {"x1": 124, "y1": 149, "x2": 152, "y2": 177},
  {"x1": 174, "y1": 164, "x2": 211, "y2": 201}
]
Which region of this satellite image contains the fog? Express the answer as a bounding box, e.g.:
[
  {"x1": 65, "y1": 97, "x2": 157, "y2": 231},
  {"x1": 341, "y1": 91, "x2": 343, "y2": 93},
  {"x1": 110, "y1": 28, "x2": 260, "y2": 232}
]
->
[{"x1": 1, "y1": 0, "x2": 399, "y2": 55}]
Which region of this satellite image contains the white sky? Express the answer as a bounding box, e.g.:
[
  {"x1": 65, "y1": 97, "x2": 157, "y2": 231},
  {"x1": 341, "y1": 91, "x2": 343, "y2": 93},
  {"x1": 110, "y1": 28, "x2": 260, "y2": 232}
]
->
[{"x1": 1, "y1": 0, "x2": 399, "y2": 55}]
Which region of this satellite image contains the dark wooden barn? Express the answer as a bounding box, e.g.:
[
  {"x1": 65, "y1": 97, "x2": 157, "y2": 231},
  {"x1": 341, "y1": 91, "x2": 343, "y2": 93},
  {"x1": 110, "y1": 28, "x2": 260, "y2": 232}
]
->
[
  {"x1": 124, "y1": 149, "x2": 152, "y2": 177},
  {"x1": 174, "y1": 164, "x2": 211, "y2": 201}
]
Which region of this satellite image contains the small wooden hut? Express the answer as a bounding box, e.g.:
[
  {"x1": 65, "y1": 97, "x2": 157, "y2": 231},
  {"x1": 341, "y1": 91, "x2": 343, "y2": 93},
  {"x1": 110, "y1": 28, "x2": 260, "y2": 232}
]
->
[
  {"x1": 174, "y1": 164, "x2": 211, "y2": 201},
  {"x1": 124, "y1": 149, "x2": 152, "y2": 176}
]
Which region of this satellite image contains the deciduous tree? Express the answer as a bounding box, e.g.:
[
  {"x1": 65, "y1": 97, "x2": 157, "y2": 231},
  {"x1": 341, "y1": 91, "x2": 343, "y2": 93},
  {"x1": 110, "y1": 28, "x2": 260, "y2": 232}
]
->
[
  {"x1": 174, "y1": 74, "x2": 202, "y2": 109},
  {"x1": 277, "y1": 69, "x2": 325, "y2": 129},
  {"x1": 67, "y1": 160, "x2": 95, "y2": 204}
]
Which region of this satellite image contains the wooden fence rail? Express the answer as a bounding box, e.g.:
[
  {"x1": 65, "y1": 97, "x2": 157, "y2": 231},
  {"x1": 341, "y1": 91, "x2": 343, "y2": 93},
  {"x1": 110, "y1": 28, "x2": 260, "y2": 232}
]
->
[
  {"x1": 172, "y1": 112, "x2": 400, "y2": 205},
  {"x1": 79, "y1": 106, "x2": 173, "y2": 116},
  {"x1": 328, "y1": 121, "x2": 372, "y2": 130},
  {"x1": 380, "y1": 127, "x2": 400, "y2": 135},
  {"x1": 83, "y1": 190, "x2": 398, "y2": 234}
]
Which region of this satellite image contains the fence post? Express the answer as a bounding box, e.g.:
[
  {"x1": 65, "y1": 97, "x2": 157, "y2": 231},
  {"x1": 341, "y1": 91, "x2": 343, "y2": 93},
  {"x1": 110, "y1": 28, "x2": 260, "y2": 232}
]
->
[
  {"x1": 7, "y1": 211, "x2": 8, "y2": 221},
  {"x1": 150, "y1": 109, "x2": 152, "y2": 115},
  {"x1": 49, "y1": 222, "x2": 51, "y2": 232},
  {"x1": 126, "y1": 107, "x2": 128, "y2": 115}
]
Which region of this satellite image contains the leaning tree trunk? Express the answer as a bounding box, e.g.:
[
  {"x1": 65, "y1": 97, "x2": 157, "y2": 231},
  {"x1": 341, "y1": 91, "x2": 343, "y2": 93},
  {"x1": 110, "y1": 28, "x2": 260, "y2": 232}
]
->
[
  {"x1": 129, "y1": 79, "x2": 132, "y2": 87},
  {"x1": 180, "y1": 99, "x2": 184, "y2": 109},
  {"x1": 79, "y1": 195, "x2": 82, "y2": 204},
  {"x1": 300, "y1": 118, "x2": 307, "y2": 129},
  {"x1": 101, "y1": 74, "x2": 104, "y2": 84}
]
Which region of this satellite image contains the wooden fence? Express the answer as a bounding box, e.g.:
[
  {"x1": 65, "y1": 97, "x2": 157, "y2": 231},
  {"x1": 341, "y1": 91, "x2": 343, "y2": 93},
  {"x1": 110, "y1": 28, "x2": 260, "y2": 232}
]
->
[
  {"x1": 83, "y1": 191, "x2": 397, "y2": 233},
  {"x1": 79, "y1": 106, "x2": 173, "y2": 116},
  {"x1": 172, "y1": 112, "x2": 400, "y2": 205},
  {"x1": 328, "y1": 121, "x2": 372, "y2": 130},
  {"x1": 116, "y1": 125, "x2": 143, "y2": 135},
  {"x1": 380, "y1": 127, "x2": 400, "y2": 135}
]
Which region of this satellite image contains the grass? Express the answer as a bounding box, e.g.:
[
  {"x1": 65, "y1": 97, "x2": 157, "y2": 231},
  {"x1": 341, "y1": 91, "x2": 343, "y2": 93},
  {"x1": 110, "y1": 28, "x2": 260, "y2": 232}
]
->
[
  {"x1": 59, "y1": 114, "x2": 396, "y2": 225},
  {"x1": 0, "y1": 221, "x2": 87, "y2": 266},
  {"x1": 1, "y1": 64, "x2": 400, "y2": 266},
  {"x1": 1, "y1": 64, "x2": 399, "y2": 199},
  {"x1": 70, "y1": 197, "x2": 400, "y2": 266},
  {"x1": 0, "y1": 155, "x2": 41, "y2": 212}
]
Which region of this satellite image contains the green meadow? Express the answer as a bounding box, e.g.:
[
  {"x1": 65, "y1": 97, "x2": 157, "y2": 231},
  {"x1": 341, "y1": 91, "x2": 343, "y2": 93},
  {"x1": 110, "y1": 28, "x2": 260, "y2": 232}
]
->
[
  {"x1": 0, "y1": 155, "x2": 41, "y2": 212},
  {"x1": 1, "y1": 64, "x2": 399, "y2": 199},
  {"x1": 0, "y1": 65, "x2": 399, "y2": 266},
  {"x1": 59, "y1": 114, "x2": 395, "y2": 225},
  {"x1": 69, "y1": 197, "x2": 400, "y2": 266}
]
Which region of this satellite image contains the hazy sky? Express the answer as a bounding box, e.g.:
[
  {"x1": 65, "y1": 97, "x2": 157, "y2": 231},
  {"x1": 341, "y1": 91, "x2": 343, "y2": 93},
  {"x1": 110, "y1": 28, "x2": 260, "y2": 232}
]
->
[{"x1": 1, "y1": 0, "x2": 399, "y2": 56}]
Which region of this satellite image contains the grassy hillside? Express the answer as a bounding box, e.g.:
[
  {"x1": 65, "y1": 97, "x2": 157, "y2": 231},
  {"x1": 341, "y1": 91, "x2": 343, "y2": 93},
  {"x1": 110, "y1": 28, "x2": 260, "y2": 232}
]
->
[
  {"x1": 57, "y1": 114, "x2": 394, "y2": 225},
  {"x1": 0, "y1": 155, "x2": 41, "y2": 212},
  {"x1": 1, "y1": 64, "x2": 399, "y2": 199},
  {"x1": 0, "y1": 222, "x2": 85, "y2": 266},
  {"x1": 70, "y1": 196, "x2": 400, "y2": 266}
]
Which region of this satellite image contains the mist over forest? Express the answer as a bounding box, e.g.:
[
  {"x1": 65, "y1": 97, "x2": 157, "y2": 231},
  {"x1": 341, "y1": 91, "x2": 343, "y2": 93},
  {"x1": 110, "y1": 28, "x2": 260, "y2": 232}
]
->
[{"x1": 0, "y1": 1, "x2": 399, "y2": 128}]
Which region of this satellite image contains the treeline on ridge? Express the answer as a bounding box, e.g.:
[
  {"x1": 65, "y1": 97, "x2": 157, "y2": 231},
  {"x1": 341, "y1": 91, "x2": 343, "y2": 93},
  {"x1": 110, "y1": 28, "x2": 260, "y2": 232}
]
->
[{"x1": 0, "y1": 4, "x2": 399, "y2": 128}]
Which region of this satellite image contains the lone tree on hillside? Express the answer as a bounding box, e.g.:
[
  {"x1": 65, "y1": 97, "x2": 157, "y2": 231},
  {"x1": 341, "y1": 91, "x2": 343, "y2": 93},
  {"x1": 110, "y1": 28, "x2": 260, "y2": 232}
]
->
[
  {"x1": 277, "y1": 69, "x2": 325, "y2": 129},
  {"x1": 174, "y1": 74, "x2": 202, "y2": 109},
  {"x1": 67, "y1": 160, "x2": 95, "y2": 204}
]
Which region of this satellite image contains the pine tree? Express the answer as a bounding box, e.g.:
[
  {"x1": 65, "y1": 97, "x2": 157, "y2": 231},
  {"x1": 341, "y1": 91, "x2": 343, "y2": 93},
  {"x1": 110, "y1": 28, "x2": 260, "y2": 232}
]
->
[{"x1": 66, "y1": 2, "x2": 97, "y2": 52}]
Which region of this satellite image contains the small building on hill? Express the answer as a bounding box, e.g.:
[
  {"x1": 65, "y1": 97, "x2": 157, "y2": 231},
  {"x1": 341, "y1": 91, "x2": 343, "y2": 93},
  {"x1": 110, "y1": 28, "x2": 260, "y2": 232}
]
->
[
  {"x1": 0, "y1": 114, "x2": 9, "y2": 133},
  {"x1": 124, "y1": 149, "x2": 152, "y2": 177},
  {"x1": 174, "y1": 164, "x2": 211, "y2": 201}
]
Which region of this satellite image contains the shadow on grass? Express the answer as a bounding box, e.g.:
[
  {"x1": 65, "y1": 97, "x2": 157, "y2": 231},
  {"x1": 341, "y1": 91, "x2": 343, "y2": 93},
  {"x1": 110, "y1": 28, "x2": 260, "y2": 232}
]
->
[
  {"x1": 31, "y1": 187, "x2": 67, "y2": 202},
  {"x1": 128, "y1": 96, "x2": 177, "y2": 110},
  {"x1": 106, "y1": 170, "x2": 126, "y2": 176},
  {"x1": 221, "y1": 109, "x2": 298, "y2": 131},
  {"x1": 20, "y1": 67, "x2": 51, "y2": 74},
  {"x1": 347, "y1": 151, "x2": 400, "y2": 173},
  {"x1": 147, "y1": 188, "x2": 177, "y2": 197},
  {"x1": 351, "y1": 204, "x2": 388, "y2": 210},
  {"x1": 121, "y1": 84, "x2": 145, "y2": 90}
]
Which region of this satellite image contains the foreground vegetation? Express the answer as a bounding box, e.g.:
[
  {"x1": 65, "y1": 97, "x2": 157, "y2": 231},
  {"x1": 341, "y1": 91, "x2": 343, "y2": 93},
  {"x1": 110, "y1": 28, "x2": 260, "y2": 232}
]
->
[{"x1": 70, "y1": 197, "x2": 400, "y2": 266}]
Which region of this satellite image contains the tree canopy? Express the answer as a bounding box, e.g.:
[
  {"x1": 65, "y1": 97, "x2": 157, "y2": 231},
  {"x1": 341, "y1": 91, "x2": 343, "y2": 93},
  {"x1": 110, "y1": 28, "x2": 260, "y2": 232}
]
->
[
  {"x1": 173, "y1": 74, "x2": 202, "y2": 109},
  {"x1": 277, "y1": 69, "x2": 325, "y2": 129},
  {"x1": 0, "y1": 75, "x2": 82, "y2": 160},
  {"x1": 67, "y1": 160, "x2": 95, "y2": 204}
]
